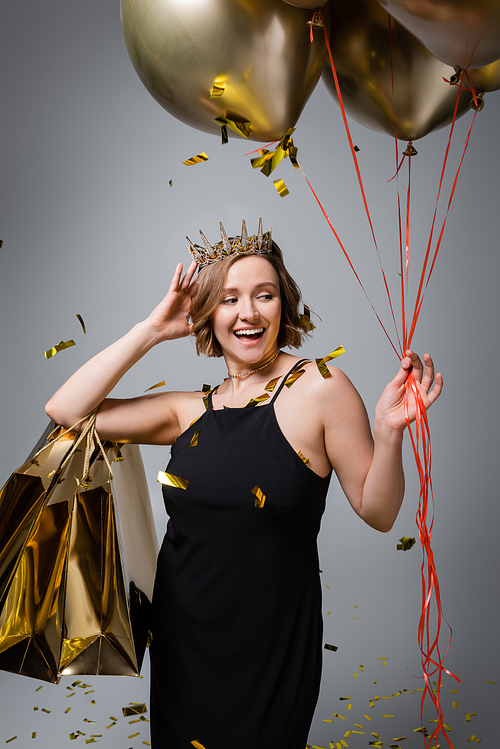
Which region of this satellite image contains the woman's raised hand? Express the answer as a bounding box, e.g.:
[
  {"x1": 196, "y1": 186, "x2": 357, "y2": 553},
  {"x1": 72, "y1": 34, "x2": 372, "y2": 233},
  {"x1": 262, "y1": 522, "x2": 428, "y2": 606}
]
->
[
  {"x1": 147, "y1": 260, "x2": 198, "y2": 342},
  {"x1": 375, "y1": 350, "x2": 443, "y2": 435}
]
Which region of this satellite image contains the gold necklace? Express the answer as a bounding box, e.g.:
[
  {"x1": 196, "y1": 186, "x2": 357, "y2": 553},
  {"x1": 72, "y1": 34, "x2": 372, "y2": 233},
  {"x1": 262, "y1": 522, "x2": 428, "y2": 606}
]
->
[{"x1": 226, "y1": 350, "x2": 281, "y2": 379}]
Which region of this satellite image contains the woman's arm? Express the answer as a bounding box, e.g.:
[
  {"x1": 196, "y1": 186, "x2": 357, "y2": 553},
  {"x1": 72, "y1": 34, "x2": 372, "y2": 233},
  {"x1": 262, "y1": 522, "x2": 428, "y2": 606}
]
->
[
  {"x1": 323, "y1": 351, "x2": 442, "y2": 532},
  {"x1": 45, "y1": 261, "x2": 198, "y2": 443}
]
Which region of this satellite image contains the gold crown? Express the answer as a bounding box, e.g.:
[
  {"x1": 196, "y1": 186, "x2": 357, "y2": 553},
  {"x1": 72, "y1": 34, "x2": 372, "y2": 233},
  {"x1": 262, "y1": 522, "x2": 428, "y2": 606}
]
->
[{"x1": 187, "y1": 219, "x2": 273, "y2": 268}]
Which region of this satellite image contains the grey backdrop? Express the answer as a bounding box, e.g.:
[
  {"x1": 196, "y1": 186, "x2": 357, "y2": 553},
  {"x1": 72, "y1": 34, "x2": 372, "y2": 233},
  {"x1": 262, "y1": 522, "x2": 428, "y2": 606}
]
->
[{"x1": 1, "y1": 1, "x2": 498, "y2": 747}]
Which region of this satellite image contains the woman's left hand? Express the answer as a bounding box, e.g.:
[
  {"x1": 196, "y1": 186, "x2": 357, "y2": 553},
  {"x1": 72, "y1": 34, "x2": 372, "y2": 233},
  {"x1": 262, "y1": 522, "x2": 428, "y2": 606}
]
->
[{"x1": 375, "y1": 350, "x2": 443, "y2": 434}]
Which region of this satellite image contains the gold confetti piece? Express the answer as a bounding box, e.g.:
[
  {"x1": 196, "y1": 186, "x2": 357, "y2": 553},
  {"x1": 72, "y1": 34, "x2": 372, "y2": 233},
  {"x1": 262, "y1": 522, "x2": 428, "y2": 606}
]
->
[
  {"x1": 128, "y1": 734, "x2": 140, "y2": 739},
  {"x1": 35, "y1": 686, "x2": 43, "y2": 692},
  {"x1": 322, "y1": 719, "x2": 333, "y2": 723},
  {"x1": 245, "y1": 393, "x2": 270, "y2": 407},
  {"x1": 332, "y1": 713, "x2": 346, "y2": 720},
  {"x1": 452, "y1": 702, "x2": 458, "y2": 708},
  {"x1": 6, "y1": 739, "x2": 17, "y2": 744},
  {"x1": 465, "y1": 713, "x2": 478, "y2": 722},
  {"x1": 373, "y1": 696, "x2": 380, "y2": 701},
  {"x1": 369, "y1": 700, "x2": 375, "y2": 707},
  {"x1": 344, "y1": 732, "x2": 352, "y2": 738},
  {"x1": 90, "y1": 700, "x2": 95, "y2": 705},
  {"x1": 191, "y1": 742, "x2": 207, "y2": 749},
  {"x1": 443, "y1": 724, "x2": 452, "y2": 731},
  {"x1": 351, "y1": 617, "x2": 359, "y2": 619},
  {"x1": 346, "y1": 704, "x2": 352, "y2": 710},
  {"x1": 381, "y1": 695, "x2": 392, "y2": 699},
  {"x1": 76, "y1": 314, "x2": 87, "y2": 334},
  {"x1": 353, "y1": 673, "x2": 358, "y2": 678},
  {"x1": 105, "y1": 723, "x2": 116, "y2": 729},
  {"x1": 129, "y1": 718, "x2": 142, "y2": 724},
  {"x1": 210, "y1": 84, "x2": 225, "y2": 98},
  {"x1": 183, "y1": 152, "x2": 209, "y2": 166},
  {"x1": 371, "y1": 732, "x2": 382, "y2": 739},
  {"x1": 377, "y1": 656, "x2": 389, "y2": 660},
  {"x1": 397, "y1": 536, "x2": 416, "y2": 551},
  {"x1": 383, "y1": 715, "x2": 395, "y2": 718},
  {"x1": 190, "y1": 430, "x2": 200, "y2": 447},
  {"x1": 327, "y1": 611, "x2": 331, "y2": 615},
  {"x1": 264, "y1": 377, "x2": 280, "y2": 392},
  {"x1": 83, "y1": 719, "x2": 96, "y2": 724},
  {"x1": 144, "y1": 380, "x2": 166, "y2": 392},
  {"x1": 252, "y1": 485, "x2": 266, "y2": 508},
  {"x1": 486, "y1": 680, "x2": 497, "y2": 685},
  {"x1": 65, "y1": 708, "x2": 72, "y2": 714},
  {"x1": 351, "y1": 731, "x2": 365, "y2": 735},
  {"x1": 273, "y1": 178, "x2": 290, "y2": 197},
  {"x1": 84, "y1": 690, "x2": 94, "y2": 695},
  {"x1": 123, "y1": 704, "x2": 148, "y2": 716},
  {"x1": 214, "y1": 115, "x2": 251, "y2": 139},
  {"x1": 341, "y1": 743, "x2": 348, "y2": 748},
  {"x1": 301, "y1": 305, "x2": 316, "y2": 331},
  {"x1": 360, "y1": 665, "x2": 365, "y2": 671},
  {"x1": 72, "y1": 681, "x2": 82, "y2": 686},
  {"x1": 157, "y1": 471, "x2": 189, "y2": 490},
  {"x1": 392, "y1": 691, "x2": 402, "y2": 697},
  {"x1": 109, "y1": 716, "x2": 118, "y2": 722},
  {"x1": 297, "y1": 450, "x2": 310, "y2": 465},
  {"x1": 284, "y1": 369, "x2": 305, "y2": 387},
  {"x1": 44, "y1": 339, "x2": 76, "y2": 359},
  {"x1": 354, "y1": 724, "x2": 364, "y2": 729},
  {"x1": 41, "y1": 708, "x2": 51, "y2": 713},
  {"x1": 169, "y1": 180, "x2": 173, "y2": 187},
  {"x1": 32, "y1": 733, "x2": 36, "y2": 739},
  {"x1": 353, "y1": 605, "x2": 358, "y2": 608},
  {"x1": 324, "y1": 644, "x2": 338, "y2": 651},
  {"x1": 393, "y1": 738, "x2": 406, "y2": 742},
  {"x1": 339, "y1": 697, "x2": 352, "y2": 701},
  {"x1": 364, "y1": 714, "x2": 373, "y2": 721}
]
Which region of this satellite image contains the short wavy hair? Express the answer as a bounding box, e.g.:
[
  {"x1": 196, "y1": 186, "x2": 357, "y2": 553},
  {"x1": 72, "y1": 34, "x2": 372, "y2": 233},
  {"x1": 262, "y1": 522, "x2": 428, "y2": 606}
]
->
[{"x1": 190, "y1": 241, "x2": 312, "y2": 358}]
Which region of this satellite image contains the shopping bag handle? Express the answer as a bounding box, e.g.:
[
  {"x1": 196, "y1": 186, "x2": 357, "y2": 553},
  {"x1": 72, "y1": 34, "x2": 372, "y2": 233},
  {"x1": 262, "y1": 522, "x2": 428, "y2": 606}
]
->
[{"x1": 33, "y1": 407, "x2": 114, "y2": 482}]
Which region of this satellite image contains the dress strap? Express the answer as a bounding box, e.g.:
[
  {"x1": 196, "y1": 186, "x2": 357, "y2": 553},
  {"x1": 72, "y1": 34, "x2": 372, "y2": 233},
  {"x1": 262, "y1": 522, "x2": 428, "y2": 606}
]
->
[
  {"x1": 205, "y1": 386, "x2": 219, "y2": 411},
  {"x1": 270, "y1": 359, "x2": 310, "y2": 404}
]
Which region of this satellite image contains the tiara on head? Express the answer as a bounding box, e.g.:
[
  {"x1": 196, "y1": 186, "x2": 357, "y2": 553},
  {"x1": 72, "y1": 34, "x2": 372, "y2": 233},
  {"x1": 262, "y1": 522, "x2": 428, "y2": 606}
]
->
[{"x1": 186, "y1": 218, "x2": 273, "y2": 268}]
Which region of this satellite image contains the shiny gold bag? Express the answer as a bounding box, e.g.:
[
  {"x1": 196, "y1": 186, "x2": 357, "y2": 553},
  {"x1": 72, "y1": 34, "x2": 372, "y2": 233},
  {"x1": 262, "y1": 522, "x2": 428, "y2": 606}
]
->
[{"x1": 0, "y1": 413, "x2": 158, "y2": 683}]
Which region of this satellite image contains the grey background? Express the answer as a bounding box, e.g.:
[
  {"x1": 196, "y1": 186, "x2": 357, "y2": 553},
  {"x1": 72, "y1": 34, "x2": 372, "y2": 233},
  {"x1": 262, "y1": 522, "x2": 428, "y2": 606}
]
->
[{"x1": 1, "y1": 1, "x2": 498, "y2": 746}]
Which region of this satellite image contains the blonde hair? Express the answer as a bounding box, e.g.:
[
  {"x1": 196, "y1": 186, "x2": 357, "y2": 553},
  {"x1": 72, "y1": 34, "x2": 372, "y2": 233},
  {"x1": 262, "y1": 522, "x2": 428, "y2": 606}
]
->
[{"x1": 190, "y1": 241, "x2": 311, "y2": 357}]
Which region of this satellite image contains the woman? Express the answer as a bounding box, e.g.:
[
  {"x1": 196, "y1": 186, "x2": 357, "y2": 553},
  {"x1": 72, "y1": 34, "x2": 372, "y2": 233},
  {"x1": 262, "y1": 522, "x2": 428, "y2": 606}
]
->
[{"x1": 45, "y1": 220, "x2": 442, "y2": 749}]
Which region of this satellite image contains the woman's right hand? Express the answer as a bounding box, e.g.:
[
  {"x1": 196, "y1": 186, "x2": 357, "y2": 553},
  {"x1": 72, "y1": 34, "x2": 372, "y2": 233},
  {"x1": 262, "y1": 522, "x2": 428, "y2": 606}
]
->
[{"x1": 147, "y1": 260, "x2": 198, "y2": 342}]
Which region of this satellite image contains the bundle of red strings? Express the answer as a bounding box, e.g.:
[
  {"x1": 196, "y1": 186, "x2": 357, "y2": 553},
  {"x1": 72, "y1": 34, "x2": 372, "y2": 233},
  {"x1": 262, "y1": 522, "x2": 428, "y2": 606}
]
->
[{"x1": 303, "y1": 9, "x2": 478, "y2": 748}]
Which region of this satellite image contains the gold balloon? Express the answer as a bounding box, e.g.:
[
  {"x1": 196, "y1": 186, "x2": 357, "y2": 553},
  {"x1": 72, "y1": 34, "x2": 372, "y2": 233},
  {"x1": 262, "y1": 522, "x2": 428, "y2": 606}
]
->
[
  {"x1": 120, "y1": 0, "x2": 329, "y2": 143},
  {"x1": 376, "y1": 0, "x2": 500, "y2": 70},
  {"x1": 322, "y1": 0, "x2": 475, "y2": 141},
  {"x1": 467, "y1": 58, "x2": 500, "y2": 93}
]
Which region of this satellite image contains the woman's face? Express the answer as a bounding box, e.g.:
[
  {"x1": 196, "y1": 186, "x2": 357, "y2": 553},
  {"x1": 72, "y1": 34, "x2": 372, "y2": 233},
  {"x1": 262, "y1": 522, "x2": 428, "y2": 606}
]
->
[{"x1": 212, "y1": 255, "x2": 282, "y2": 368}]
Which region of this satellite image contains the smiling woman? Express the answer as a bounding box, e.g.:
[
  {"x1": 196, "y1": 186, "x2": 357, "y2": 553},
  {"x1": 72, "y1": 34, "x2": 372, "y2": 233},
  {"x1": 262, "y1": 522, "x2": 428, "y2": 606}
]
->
[{"x1": 44, "y1": 219, "x2": 442, "y2": 749}]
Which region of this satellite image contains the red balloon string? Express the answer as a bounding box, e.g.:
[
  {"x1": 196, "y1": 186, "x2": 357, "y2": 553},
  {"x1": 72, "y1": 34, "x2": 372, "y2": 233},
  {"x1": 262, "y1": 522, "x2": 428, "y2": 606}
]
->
[{"x1": 306, "y1": 10, "x2": 479, "y2": 746}]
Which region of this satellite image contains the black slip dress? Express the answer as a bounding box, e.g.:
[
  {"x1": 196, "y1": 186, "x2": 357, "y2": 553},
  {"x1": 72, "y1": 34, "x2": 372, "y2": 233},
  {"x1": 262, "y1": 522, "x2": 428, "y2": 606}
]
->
[{"x1": 150, "y1": 359, "x2": 332, "y2": 749}]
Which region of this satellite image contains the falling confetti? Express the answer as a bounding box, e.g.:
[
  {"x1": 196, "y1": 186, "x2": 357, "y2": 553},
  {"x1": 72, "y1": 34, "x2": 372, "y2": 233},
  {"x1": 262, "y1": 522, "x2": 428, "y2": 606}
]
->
[
  {"x1": 44, "y1": 339, "x2": 76, "y2": 359},
  {"x1": 183, "y1": 152, "x2": 209, "y2": 166}
]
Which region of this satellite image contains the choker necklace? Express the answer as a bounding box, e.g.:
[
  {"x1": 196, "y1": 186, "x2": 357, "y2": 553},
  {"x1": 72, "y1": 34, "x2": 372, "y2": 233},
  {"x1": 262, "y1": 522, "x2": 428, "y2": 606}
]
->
[{"x1": 226, "y1": 350, "x2": 281, "y2": 379}]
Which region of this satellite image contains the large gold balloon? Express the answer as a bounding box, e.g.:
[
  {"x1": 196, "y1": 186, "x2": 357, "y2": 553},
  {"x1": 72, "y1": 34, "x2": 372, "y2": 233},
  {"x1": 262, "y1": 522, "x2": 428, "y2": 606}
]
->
[
  {"x1": 322, "y1": 0, "x2": 475, "y2": 141},
  {"x1": 376, "y1": 0, "x2": 500, "y2": 70},
  {"x1": 120, "y1": 0, "x2": 329, "y2": 143}
]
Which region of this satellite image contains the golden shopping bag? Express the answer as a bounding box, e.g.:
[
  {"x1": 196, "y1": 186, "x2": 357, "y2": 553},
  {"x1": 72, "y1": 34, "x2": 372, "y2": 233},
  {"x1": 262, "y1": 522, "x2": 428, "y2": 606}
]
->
[{"x1": 0, "y1": 413, "x2": 158, "y2": 683}]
